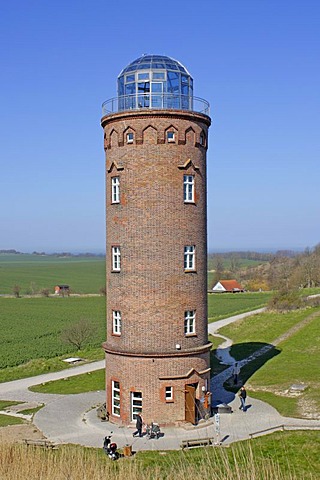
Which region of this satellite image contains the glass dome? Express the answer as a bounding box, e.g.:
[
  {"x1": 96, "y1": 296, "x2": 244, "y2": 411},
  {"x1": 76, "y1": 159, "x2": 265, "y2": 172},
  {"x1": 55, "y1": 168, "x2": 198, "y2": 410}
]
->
[{"x1": 117, "y1": 54, "x2": 194, "y2": 111}]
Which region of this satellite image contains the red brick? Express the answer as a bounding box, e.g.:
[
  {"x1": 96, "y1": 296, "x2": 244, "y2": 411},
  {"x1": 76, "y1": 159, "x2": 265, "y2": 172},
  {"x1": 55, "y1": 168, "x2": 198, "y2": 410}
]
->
[{"x1": 101, "y1": 109, "x2": 212, "y2": 425}]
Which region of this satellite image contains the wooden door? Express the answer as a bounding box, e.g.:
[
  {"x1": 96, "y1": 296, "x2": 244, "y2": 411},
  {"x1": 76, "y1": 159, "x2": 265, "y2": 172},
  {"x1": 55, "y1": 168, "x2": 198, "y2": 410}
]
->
[{"x1": 185, "y1": 384, "x2": 196, "y2": 424}]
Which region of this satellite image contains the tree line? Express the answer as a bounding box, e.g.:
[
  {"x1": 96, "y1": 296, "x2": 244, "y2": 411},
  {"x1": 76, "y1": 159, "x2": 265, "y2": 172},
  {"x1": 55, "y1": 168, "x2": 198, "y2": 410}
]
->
[{"x1": 209, "y1": 245, "x2": 320, "y2": 292}]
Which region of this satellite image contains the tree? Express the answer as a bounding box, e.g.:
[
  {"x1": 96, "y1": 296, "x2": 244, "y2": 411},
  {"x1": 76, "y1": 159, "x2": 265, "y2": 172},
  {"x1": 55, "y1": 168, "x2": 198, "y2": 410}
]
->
[
  {"x1": 229, "y1": 254, "x2": 240, "y2": 274},
  {"x1": 29, "y1": 282, "x2": 37, "y2": 295},
  {"x1": 61, "y1": 319, "x2": 93, "y2": 350},
  {"x1": 13, "y1": 285, "x2": 21, "y2": 298},
  {"x1": 211, "y1": 255, "x2": 224, "y2": 286},
  {"x1": 268, "y1": 256, "x2": 294, "y2": 291}
]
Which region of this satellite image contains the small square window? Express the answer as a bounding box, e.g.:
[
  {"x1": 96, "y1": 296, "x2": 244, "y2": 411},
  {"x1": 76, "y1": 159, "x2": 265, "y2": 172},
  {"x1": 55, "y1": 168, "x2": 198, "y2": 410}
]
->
[
  {"x1": 167, "y1": 131, "x2": 175, "y2": 143},
  {"x1": 127, "y1": 132, "x2": 134, "y2": 144},
  {"x1": 200, "y1": 132, "x2": 206, "y2": 146},
  {"x1": 165, "y1": 386, "x2": 173, "y2": 401}
]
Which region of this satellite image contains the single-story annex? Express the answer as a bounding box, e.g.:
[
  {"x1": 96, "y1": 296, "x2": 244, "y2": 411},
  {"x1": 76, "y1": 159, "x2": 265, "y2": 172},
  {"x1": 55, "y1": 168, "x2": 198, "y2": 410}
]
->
[{"x1": 212, "y1": 279, "x2": 244, "y2": 293}]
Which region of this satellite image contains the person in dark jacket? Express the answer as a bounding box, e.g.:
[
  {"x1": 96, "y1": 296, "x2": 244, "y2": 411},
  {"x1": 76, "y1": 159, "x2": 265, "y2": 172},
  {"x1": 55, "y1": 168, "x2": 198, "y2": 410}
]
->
[
  {"x1": 239, "y1": 386, "x2": 247, "y2": 412},
  {"x1": 133, "y1": 413, "x2": 144, "y2": 437}
]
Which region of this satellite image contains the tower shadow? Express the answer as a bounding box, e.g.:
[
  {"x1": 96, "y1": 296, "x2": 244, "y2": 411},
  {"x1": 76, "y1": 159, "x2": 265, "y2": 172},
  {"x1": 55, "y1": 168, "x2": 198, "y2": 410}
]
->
[{"x1": 210, "y1": 342, "x2": 281, "y2": 405}]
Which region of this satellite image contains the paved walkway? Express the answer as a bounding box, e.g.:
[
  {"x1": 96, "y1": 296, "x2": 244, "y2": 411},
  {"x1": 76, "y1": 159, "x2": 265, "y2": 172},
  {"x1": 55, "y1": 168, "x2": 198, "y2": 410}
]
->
[{"x1": 1, "y1": 309, "x2": 319, "y2": 450}]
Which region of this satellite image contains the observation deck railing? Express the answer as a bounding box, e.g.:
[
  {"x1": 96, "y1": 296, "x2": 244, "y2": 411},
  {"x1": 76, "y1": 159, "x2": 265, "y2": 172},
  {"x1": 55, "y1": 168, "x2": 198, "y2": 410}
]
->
[{"x1": 102, "y1": 93, "x2": 210, "y2": 116}]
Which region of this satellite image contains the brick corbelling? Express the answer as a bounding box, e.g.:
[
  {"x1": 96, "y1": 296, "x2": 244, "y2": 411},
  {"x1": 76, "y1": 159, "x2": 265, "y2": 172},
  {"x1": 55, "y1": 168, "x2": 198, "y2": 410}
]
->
[
  {"x1": 101, "y1": 109, "x2": 211, "y2": 129},
  {"x1": 102, "y1": 111, "x2": 210, "y2": 151},
  {"x1": 102, "y1": 342, "x2": 212, "y2": 357}
]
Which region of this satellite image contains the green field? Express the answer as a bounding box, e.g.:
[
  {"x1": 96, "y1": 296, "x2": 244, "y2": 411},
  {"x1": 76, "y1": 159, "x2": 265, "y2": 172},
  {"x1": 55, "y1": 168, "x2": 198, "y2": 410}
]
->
[
  {"x1": 208, "y1": 292, "x2": 271, "y2": 322},
  {"x1": 0, "y1": 254, "x2": 105, "y2": 294},
  {"x1": 0, "y1": 297, "x2": 105, "y2": 371},
  {"x1": 0, "y1": 254, "x2": 271, "y2": 297},
  {"x1": 0, "y1": 291, "x2": 274, "y2": 382},
  {"x1": 30, "y1": 369, "x2": 105, "y2": 394},
  {"x1": 207, "y1": 257, "x2": 267, "y2": 271}
]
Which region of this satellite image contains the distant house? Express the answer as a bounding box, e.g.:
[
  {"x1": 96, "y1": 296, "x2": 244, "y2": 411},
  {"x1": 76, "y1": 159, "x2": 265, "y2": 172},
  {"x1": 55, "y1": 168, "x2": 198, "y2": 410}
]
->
[
  {"x1": 212, "y1": 280, "x2": 244, "y2": 293},
  {"x1": 54, "y1": 284, "x2": 70, "y2": 295}
]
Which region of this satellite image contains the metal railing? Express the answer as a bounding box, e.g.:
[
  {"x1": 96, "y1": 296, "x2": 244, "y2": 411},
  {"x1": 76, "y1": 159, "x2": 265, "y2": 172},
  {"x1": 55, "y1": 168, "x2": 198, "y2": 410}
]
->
[{"x1": 102, "y1": 93, "x2": 210, "y2": 116}]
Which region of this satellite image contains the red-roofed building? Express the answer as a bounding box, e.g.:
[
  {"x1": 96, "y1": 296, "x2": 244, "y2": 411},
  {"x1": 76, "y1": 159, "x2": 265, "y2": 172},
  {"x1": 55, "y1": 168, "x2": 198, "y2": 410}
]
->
[{"x1": 212, "y1": 280, "x2": 244, "y2": 293}]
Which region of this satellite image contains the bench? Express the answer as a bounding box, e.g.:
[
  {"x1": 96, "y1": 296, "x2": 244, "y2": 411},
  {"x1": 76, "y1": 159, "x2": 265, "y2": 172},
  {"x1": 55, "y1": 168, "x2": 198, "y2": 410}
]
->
[
  {"x1": 23, "y1": 439, "x2": 57, "y2": 449},
  {"x1": 181, "y1": 437, "x2": 213, "y2": 449}
]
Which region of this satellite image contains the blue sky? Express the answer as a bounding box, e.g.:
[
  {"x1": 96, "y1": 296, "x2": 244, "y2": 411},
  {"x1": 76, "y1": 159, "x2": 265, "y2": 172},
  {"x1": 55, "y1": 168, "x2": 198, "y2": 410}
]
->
[{"x1": 1, "y1": 0, "x2": 319, "y2": 253}]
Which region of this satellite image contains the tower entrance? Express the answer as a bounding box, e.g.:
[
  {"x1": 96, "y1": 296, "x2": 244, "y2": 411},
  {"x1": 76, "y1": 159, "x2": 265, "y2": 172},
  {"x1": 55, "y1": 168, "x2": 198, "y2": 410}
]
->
[{"x1": 185, "y1": 383, "x2": 197, "y2": 424}]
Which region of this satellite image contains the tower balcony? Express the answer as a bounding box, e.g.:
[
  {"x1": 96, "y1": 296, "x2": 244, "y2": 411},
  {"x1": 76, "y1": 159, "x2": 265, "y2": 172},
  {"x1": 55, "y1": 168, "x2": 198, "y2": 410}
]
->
[{"x1": 102, "y1": 93, "x2": 210, "y2": 116}]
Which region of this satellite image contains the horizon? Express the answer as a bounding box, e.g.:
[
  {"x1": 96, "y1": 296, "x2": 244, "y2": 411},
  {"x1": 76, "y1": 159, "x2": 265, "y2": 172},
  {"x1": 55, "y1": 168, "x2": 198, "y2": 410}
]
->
[{"x1": 0, "y1": 245, "x2": 310, "y2": 256}]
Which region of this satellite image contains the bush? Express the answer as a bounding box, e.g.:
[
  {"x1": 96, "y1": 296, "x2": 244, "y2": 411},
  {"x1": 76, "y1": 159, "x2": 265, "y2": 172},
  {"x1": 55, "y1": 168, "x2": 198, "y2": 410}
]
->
[{"x1": 268, "y1": 289, "x2": 305, "y2": 312}]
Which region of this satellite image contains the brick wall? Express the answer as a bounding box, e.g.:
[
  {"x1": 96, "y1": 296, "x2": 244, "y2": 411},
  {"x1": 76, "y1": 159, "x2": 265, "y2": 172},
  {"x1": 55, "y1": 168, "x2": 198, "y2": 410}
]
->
[{"x1": 102, "y1": 109, "x2": 211, "y2": 425}]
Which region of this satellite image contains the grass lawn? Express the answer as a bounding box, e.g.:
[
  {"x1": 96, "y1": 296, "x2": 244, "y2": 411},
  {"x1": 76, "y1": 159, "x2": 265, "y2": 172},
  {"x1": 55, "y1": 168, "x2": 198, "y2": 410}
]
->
[
  {"x1": 30, "y1": 369, "x2": 105, "y2": 394},
  {"x1": 220, "y1": 309, "x2": 313, "y2": 357},
  {"x1": 219, "y1": 307, "x2": 320, "y2": 417},
  {"x1": 247, "y1": 311, "x2": 320, "y2": 416},
  {"x1": 208, "y1": 292, "x2": 271, "y2": 322},
  {"x1": 0, "y1": 414, "x2": 25, "y2": 427},
  {"x1": 0, "y1": 400, "x2": 20, "y2": 410},
  {"x1": 133, "y1": 431, "x2": 320, "y2": 478}
]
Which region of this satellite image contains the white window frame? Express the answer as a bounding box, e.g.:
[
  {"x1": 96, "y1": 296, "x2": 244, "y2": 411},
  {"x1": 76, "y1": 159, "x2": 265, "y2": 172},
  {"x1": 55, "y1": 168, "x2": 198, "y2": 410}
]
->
[
  {"x1": 167, "y1": 131, "x2": 175, "y2": 142},
  {"x1": 165, "y1": 386, "x2": 173, "y2": 401},
  {"x1": 184, "y1": 245, "x2": 195, "y2": 270},
  {"x1": 131, "y1": 391, "x2": 142, "y2": 422},
  {"x1": 127, "y1": 132, "x2": 134, "y2": 144},
  {"x1": 112, "y1": 380, "x2": 120, "y2": 416},
  {"x1": 184, "y1": 310, "x2": 196, "y2": 335},
  {"x1": 112, "y1": 246, "x2": 121, "y2": 271},
  {"x1": 111, "y1": 176, "x2": 120, "y2": 204},
  {"x1": 112, "y1": 310, "x2": 121, "y2": 335},
  {"x1": 183, "y1": 175, "x2": 195, "y2": 203}
]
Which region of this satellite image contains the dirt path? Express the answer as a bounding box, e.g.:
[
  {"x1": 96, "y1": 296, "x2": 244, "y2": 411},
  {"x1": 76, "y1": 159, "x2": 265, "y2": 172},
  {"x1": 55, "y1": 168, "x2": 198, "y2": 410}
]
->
[{"x1": 272, "y1": 310, "x2": 320, "y2": 346}]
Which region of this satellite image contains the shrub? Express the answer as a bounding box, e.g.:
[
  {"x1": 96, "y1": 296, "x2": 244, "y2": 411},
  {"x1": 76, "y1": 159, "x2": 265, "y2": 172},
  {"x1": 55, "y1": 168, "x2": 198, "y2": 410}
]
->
[{"x1": 268, "y1": 289, "x2": 305, "y2": 312}]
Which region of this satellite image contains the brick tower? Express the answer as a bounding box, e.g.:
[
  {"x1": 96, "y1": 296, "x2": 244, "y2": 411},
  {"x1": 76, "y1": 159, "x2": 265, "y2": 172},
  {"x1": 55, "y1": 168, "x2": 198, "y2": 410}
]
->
[{"x1": 101, "y1": 55, "x2": 211, "y2": 426}]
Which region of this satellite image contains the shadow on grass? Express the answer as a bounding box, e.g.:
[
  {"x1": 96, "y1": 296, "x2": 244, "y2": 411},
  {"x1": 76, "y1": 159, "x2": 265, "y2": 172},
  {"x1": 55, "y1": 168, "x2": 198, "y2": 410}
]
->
[{"x1": 222, "y1": 343, "x2": 281, "y2": 394}]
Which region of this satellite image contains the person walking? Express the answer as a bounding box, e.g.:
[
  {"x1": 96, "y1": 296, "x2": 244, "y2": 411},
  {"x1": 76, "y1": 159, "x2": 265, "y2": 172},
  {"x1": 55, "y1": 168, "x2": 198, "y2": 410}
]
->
[
  {"x1": 133, "y1": 413, "x2": 144, "y2": 437},
  {"x1": 232, "y1": 362, "x2": 240, "y2": 385},
  {"x1": 238, "y1": 386, "x2": 247, "y2": 412}
]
